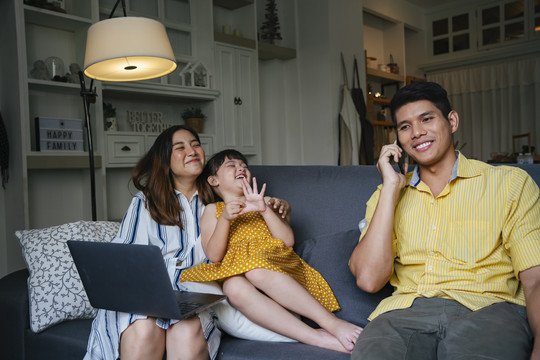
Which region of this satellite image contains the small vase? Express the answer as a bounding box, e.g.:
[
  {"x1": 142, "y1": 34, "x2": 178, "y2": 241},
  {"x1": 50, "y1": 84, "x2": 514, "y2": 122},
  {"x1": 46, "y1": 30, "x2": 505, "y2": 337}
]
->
[
  {"x1": 105, "y1": 117, "x2": 117, "y2": 131},
  {"x1": 185, "y1": 118, "x2": 203, "y2": 133}
]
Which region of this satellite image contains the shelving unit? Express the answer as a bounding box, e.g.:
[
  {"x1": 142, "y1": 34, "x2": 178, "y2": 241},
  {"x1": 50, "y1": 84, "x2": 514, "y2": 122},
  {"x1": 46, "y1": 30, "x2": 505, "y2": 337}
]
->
[
  {"x1": 213, "y1": 0, "x2": 296, "y2": 61},
  {"x1": 258, "y1": 42, "x2": 296, "y2": 60},
  {"x1": 213, "y1": 31, "x2": 256, "y2": 49}
]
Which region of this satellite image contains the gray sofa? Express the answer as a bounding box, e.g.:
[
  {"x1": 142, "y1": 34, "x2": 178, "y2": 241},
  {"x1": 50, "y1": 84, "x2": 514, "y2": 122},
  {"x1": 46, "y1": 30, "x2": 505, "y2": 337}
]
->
[{"x1": 1, "y1": 164, "x2": 539, "y2": 360}]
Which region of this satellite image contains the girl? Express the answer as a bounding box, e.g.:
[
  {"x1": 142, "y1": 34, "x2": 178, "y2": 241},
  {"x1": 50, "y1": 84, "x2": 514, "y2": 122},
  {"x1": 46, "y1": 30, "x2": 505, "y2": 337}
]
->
[{"x1": 181, "y1": 149, "x2": 362, "y2": 353}]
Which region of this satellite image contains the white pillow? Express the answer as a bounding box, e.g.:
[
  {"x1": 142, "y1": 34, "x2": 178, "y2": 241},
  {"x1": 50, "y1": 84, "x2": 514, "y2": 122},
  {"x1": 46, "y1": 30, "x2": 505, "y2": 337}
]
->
[
  {"x1": 180, "y1": 281, "x2": 296, "y2": 342},
  {"x1": 16, "y1": 220, "x2": 120, "y2": 333}
]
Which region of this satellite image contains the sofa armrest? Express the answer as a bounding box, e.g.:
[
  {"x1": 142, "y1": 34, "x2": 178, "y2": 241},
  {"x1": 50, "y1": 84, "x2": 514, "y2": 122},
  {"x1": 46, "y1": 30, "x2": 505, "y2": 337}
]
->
[{"x1": 0, "y1": 269, "x2": 30, "y2": 360}]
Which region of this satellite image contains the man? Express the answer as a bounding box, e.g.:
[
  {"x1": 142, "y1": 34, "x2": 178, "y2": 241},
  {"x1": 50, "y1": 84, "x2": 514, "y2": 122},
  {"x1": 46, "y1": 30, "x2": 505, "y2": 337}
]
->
[{"x1": 349, "y1": 81, "x2": 540, "y2": 359}]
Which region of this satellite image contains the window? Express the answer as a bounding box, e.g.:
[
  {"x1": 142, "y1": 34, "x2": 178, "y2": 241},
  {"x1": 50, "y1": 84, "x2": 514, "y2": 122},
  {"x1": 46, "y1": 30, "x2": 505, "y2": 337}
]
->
[
  {"x1": 479, "y1": 0, "x2": 525, "y2": 47},
  {"x1": 429, "y1": 0, "x2": 538, "y2": 57},
  {"x1": 431, "y1": 12, "x2": 471, "y2": 56}
]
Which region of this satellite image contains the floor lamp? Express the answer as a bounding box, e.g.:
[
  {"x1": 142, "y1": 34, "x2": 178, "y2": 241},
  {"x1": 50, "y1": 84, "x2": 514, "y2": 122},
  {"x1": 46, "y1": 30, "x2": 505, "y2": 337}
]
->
[{"x1": 80, "y1": 0, "x2": 177, "y2": 221}]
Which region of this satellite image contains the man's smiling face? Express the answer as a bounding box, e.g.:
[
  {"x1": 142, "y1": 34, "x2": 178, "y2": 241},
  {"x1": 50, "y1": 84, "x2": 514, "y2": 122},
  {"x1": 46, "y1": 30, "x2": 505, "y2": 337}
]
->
[{"x1": 395, "y1": 99, "x2": 459, "y2": 168}]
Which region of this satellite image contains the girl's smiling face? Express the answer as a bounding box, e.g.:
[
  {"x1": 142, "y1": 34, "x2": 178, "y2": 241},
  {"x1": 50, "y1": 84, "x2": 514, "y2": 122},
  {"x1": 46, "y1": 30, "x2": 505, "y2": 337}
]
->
[{"x1": 210, "y1": 157, "x2": 251, "y2": 197}]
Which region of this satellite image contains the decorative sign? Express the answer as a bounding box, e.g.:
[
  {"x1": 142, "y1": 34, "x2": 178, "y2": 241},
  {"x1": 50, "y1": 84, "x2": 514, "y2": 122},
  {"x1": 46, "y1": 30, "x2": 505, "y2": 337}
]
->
[
  {"x1": 127, "y1": 110, "x2": 173, "y2": 133},
  {"x1": 35, "y1": 117, "x2": 83, "y2": 151}
]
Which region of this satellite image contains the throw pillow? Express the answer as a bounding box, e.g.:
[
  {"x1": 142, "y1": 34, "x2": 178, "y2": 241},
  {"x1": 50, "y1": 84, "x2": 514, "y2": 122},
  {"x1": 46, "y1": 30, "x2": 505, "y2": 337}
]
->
[
  {"x1": 180, "y1": 281, "x2": 295, "y2": 342},
  {"x1": 298, "y1": 228, "x2": 393, "y2": 328},
  {"x1": 16, "y1": 220, "x2": 120, "y2": 333}
]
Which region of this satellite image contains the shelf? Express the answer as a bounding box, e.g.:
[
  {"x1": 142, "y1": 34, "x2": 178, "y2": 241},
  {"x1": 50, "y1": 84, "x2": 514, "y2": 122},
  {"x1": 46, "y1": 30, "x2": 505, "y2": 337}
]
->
[
  {"x1": 102, "y1": 82, "x2": 220, "y2": 101},
  {"x1": 213, "y1": 0, "x2": 254, "y2": 10},
  {"x1": 27, "y1": 153, "x2": 102, "y2": 169},
  {"x1": 369, "y1": 96, "x2": 391, "y2": 106},
  {"x1": 24, "y1": 5, "x2": 92, "y2": 31},
  {"x1": 258, "y1": 42, "x2": 296, "y2": 60},
  {"x1": 366, "y1": 67, "x2": 405, "y2": 83},
  {"x1": 214, "y1": 32, "x2": 256, "y2": 49},
  {"x1": 28, "y1": 79, "x2": 81, "y2": 91}
]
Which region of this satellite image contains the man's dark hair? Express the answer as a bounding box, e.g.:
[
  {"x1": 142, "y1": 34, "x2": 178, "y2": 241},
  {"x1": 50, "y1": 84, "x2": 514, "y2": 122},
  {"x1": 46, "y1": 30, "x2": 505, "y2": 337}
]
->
[{"x1": 389, "y1": 81, "x2": 453, "y2": 124}]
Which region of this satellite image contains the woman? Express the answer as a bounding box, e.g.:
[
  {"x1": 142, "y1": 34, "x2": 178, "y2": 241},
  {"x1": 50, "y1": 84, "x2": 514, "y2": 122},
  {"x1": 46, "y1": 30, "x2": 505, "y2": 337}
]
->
[{"x1": 84, "y1": 125, "x2": 289, "y2": 360}]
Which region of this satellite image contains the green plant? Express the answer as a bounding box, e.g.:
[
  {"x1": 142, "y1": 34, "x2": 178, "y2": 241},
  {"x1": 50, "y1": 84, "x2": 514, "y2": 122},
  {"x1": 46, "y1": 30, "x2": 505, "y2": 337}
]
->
[
  {"x1": 103, "y1": 102, "x2": 116, "y2": 118},
  {"x1": 181, "y1": 107, "x2": 206, "y2": 120}
]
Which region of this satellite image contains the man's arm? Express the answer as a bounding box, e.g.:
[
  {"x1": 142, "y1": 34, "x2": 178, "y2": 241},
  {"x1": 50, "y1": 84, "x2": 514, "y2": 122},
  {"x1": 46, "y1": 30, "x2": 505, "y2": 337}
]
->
[
  {"x1": 520, "y1": 265, "x2": 540, "y2": 360},
  {"x1": 349, "y1": 142, "x2": 407, "y2": 293}
]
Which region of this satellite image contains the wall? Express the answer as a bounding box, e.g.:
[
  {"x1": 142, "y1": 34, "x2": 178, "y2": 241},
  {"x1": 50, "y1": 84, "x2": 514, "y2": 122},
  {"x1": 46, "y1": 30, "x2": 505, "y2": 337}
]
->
[
  {"x1": 259, "y1": 0, "x2": 302, "y2": 165},
  {"x1": 260, "y1": 0, "x2": 426, "y2": 165},
  {"x1": 0, "y1": 0, "x2": 27, "y2": 278},
  {"x1": 260, "y1": 0, "x2": 366, "y2": 165}
]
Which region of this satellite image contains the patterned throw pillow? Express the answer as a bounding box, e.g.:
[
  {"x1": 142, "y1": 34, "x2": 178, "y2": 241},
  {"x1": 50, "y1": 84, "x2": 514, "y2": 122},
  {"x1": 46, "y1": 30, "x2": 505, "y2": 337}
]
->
[{"x1": 16, "y1": 220, "x2": 120, "y2": 333}]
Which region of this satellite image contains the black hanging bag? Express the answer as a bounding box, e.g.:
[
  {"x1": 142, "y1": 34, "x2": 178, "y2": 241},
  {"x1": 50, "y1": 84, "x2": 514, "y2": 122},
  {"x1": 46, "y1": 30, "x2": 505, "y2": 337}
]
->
[{"x1": 350, "y1": 57, "x2": 375, "y2": 164}]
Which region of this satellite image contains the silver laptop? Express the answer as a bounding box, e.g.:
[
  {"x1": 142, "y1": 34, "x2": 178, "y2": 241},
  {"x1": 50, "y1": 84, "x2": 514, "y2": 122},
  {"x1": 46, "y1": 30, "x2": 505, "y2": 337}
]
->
[{"x1": 68, "y1": 240, "x2": 226, "y2": 320}]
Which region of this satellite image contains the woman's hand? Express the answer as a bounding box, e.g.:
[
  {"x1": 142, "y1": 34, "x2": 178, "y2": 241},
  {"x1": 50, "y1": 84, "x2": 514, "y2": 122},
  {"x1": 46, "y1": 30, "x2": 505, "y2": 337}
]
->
[
  {"x1": 266, "y1": 197, "x2": 291, "y2": 221},
  {"x1": 240, "y1": 177, "x2": 267, "y2": 214}
]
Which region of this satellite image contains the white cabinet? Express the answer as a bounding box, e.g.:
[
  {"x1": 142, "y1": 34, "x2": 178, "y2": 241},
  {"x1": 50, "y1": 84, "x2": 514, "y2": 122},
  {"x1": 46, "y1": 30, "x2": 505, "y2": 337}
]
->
[{"x1": 214, "y1": 43, "x2": 260, "y2": 158}]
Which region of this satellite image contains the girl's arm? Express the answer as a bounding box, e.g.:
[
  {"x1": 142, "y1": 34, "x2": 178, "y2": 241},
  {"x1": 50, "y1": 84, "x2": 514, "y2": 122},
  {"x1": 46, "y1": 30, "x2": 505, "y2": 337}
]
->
[
  {"x1": 260, "y1": 201, "x2": 294, "y2": 248},
  {"x1": 201, "y1": 203, "x2": 230, "y2": 263},
  {"x1": 241, "y1": 178, "x2": 294, "y2": 248},
  {"x1": 202, "y1": 200, "x2": 247, "y2": 262}
]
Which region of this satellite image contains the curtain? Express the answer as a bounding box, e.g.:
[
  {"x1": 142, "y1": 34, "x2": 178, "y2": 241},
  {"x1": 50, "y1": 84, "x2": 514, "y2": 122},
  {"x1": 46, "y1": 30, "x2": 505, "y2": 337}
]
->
[{"x1": 427, "y1": 55, "x2": 540, "y2": 162}]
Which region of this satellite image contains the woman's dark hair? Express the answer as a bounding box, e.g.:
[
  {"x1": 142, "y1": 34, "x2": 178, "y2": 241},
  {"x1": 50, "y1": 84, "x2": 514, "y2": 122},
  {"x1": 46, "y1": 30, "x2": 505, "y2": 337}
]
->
[
  {"x1": 390, "y1": 81, "x2": 453, "y2": 124},
  {"x1": 131, "y1": 125, "x2": 204, "y2": 228},
  {"x1": 199, "y1": 149, "x2": 248, "y2": 205}
]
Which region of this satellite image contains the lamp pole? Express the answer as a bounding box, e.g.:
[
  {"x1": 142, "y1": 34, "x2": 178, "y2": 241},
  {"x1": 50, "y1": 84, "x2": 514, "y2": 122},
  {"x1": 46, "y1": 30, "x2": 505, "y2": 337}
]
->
[{"x1": 79, "y1": 71, "x2": 97, "y2": 221}]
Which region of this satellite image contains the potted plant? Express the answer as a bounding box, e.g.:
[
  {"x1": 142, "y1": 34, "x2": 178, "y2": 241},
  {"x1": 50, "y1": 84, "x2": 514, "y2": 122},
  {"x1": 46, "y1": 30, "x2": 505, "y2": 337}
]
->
[
  {"x1": 103, "y1": 102, "x2": 117, "y2": 131},
  {"x1": 181, "y1": 107, "x2": 206, "y2": 133}
]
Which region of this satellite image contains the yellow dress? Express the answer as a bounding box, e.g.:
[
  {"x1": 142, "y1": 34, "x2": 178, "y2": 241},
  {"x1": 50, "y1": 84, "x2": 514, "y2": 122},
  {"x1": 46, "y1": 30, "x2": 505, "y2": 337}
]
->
[{"x1": 181, "y1": 202, "x2": 340, "y2": 312}]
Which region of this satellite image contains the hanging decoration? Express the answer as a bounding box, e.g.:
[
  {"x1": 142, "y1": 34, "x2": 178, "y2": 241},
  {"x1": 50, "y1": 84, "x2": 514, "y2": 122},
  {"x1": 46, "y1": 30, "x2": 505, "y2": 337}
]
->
[
  {"x1": 260, "y1": 0, "x2": 282, "y2": 44},
  {"x1": 178, "y1": 61, "x2": 212, "y2": 88}
]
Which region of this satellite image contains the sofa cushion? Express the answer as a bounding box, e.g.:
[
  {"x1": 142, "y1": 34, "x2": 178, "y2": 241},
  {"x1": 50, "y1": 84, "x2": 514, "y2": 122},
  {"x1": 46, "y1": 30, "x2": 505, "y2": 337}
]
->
[
  {"x1": 16, "y1": 221, "x2": 120, "y2": 333},
  {"x1": 180, "y1": 281, "x2": 295, "y2": 342},
  {"x1": 298, "y1": 228, "x2": 393, "y2": 327}
]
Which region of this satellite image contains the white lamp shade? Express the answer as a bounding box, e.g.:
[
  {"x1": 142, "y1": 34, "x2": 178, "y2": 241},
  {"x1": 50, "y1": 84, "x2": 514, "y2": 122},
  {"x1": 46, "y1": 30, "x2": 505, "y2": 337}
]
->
[{"x1": 84, "y1": 17, "x2": 177, "y2": 81}]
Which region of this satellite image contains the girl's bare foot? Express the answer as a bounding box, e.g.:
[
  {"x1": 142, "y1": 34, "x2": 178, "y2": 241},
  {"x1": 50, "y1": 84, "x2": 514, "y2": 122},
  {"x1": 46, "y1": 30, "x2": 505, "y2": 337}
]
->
[
  {"x1": 323, "y1": 317, "x2": 363, "y2": 351},
  {"x1": 314, "y1": 328, "x2": 352, "y2": 353}
]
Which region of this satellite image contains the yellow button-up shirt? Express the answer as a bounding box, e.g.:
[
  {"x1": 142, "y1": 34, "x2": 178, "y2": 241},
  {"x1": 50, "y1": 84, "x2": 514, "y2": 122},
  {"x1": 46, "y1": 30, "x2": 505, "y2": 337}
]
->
[{"x1": 361, "y1": 152, "x2": 540, "y2": 320}]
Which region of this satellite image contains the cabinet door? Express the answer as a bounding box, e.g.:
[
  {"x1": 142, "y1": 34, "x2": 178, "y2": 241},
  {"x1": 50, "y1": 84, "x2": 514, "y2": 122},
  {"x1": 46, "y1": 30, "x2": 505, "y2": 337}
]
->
[
  {"x1": 215, "y1": 44, "x2": 238, "y2": 148},
  {"x1": 214, "y1": 43, "x2": 259, "y2": 156},
  {"x1": 235, "y1": 48, "x2": 258, "y2": 154}
]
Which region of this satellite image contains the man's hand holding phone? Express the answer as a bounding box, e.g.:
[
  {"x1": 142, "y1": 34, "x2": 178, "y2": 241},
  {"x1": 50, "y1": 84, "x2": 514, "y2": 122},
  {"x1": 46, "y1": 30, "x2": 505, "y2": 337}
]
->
[{"x1": 376, "y1": 141, "x2": 408, "y2": 191}]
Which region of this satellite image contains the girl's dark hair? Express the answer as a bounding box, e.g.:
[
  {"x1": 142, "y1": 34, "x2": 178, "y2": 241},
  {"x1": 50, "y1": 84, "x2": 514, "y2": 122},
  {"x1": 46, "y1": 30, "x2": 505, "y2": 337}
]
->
[
  {"x1": 199, "y1": 149, "x2": 248, "y2": 205},
  {"x1": 131, "y1": 125, "x2": 205, "y2": 228},
  {"x1": 390, "y1": 81, "x2": 453, "y2": 124}
]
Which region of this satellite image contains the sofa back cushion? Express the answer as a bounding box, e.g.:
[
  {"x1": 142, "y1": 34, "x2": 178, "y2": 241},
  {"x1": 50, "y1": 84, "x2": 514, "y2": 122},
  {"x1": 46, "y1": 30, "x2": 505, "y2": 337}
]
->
[{"x1": 250, "y1": 165, "x2": 381, "y2": 242}]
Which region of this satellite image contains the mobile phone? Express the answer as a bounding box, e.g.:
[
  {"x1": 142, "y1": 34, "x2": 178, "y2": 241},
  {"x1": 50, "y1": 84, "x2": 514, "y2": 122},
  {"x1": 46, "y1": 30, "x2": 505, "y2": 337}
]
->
[{"x1": 396, "y1": 138, "x2": 408, "y2": 175}]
